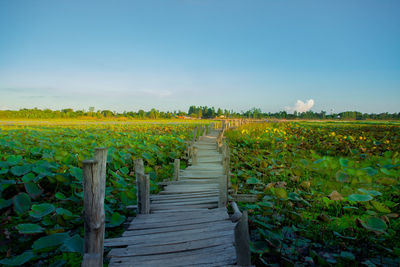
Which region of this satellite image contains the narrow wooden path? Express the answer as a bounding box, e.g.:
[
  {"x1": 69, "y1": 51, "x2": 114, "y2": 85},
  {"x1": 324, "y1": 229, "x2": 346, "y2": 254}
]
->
[{"x1": 104, "y1": 130, "x2": 239, "y2": 266}]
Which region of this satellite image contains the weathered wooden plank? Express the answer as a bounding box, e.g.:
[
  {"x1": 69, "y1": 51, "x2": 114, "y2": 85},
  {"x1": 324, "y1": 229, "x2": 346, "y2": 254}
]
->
[
  {"x1": 150, "y1": 192, "x2": 219, "y2": 200},
  {"x1": 152, "y1": 208, "x2": 209, "y2": 213},
  {"x1": 133, "y1": 207, "x2": 227, "y2": 220},
  {"x1": 109, "y1": 234, "x2": 234, "y2": 257},
  {"x1": 109, "y1": 244, "x2": 236, "y2": 267},
  {"x1": 122, "y1": 220, "x2": 234, "y2": 237},
  {"x1": 128, "y1": 212, "x2": 229, "y2": 228},
  {"x1": 159, "y1": 189, "x2": 219, "y2": 194},
  {"x1": 151, "y1": 196, "x2": 218, "y2": 204},
  {"x1": 151, "y1": 203, "x2": 218, "y2": 211},
  {"x1": 105, "y1": 227, "x2": 234, "y2": 247}
]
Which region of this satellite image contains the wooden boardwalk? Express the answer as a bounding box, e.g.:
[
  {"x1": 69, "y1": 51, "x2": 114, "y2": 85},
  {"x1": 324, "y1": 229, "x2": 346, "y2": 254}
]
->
[{"x1": 104, "y1": 130, "x2": 240, "y2": 266}]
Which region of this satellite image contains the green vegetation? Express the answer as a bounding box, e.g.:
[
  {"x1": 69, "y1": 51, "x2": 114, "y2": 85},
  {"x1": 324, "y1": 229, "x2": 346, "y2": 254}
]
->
[
  {"x1": 0, "y1": 122, "x2": 201, "y2": 266},
  {"x1": 1, "y1": 106, "x2": 399, "y2": 120},
  {"x1": 226, "y1": 121, "x2": 400, "y2": 266}
]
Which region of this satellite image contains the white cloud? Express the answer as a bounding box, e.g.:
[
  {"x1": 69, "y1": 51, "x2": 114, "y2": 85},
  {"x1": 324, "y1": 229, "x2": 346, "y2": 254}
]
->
[{"x1": 286, "y1": 99, "x2": 315, "y2": 113}]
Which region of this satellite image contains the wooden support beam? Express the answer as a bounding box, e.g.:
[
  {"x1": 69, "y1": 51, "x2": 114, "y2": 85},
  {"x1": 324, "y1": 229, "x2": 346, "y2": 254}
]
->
[
  {"x1": 234, "y1": 210, "x2": 251, "y2": 266},
  {"x1": 174, "y1": 159, "x2": 180, "y2": 181}
]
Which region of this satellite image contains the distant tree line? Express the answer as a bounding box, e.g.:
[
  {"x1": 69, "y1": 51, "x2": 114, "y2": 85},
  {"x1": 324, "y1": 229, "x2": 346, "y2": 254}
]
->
[{"x1": 0, "y1": 106, "x2": 399, "y2": 120}]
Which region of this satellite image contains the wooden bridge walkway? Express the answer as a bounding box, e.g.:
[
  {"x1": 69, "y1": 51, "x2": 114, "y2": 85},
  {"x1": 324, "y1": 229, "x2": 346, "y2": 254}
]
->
[{"x1": 103, "y1": 129, "x2": 247, "y2": 267}]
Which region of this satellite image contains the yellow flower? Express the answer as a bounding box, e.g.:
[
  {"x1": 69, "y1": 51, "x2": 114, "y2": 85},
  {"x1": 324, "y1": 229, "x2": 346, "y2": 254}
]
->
[
  {"x1": 331, "y1": 132, "x2": 336, "y2": 136},
  {"x1": 359, "y1": 136, "x2": 363, "y2": 140}
]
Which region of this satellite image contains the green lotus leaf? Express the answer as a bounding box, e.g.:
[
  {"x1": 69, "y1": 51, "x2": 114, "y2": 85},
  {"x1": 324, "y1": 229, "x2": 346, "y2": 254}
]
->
[
  {"x1": 24, "y1": 182, "x2": 42, "y2": 199},
  {"x1": 32, "y1": 233, "x2": 69, "y2": 251},
  {"x1": 335, "y1": 170, "x2": 349, "y2": 183},
  {"x1": 6, "y1": 155, "x2": 23, "y2": 166},
  {"x1": 56, "y1": 207, "x2": 76, "y2": 219},
  {"x1": 274, "y1": 188, "x2": 288, "y2": 199},
  {"x1": 348, "y1": 194, "x2": 373, "y2": 202},
  {"x1": 29, "y1": 203, "x2": 55, "y2": 218},
  {"x1": 60, "y1": 234, "x2": 83, "y2": 253},
  {"x1": 246, "y1": 177, "x2": 261, "y2": 185},
  {"x1": 10, "y1": 165, "x2": 31, "y2": 177},
  {"x1": 16, "y1": 223, "x2": 44, "y2": 234},
  {"x1": 69, "y1": 167, "x2": 83, "y2": 181},
  {"x1": 371, "y1": 201, "x2": 391, "y2": 213},
  {"x1": 22, "y1": 172, "x2": 35, "y2": 183},
  {"x1": 0, "y1": 198, "x2": 13, "y2": 209},
  {"x1": 13, "y1": 193, "x2": 31, "y2": 215},
  {"x1": 55, "y1": 192, "x2": 66, "y2": 200},
  {"x1": 108, "y1": 212, "x2": 126, "y2": 227},
  {"x1": 0, "y1": 251, "x2": 34, "y2": 266},
  {"x1": 361, "y1": 217, "x2": 387, "y2": 232}
]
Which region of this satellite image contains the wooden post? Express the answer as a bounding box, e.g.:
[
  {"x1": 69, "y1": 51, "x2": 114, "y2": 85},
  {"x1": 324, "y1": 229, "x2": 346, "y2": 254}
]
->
[
  {"x1": 234, "y1": 210, "x2": 251, "y2": 266},
  {"x1": 82, "y1": 253, "x2": 101, "y2": 267},
  {"x1": 137, "y1": 173, "x2": 150, "y2": 214},
  {"x1": 230, "y1": 201, "x2": 242, "y2": 222},
  {"x1": 192, "y1": 127, "x2": 197, "y2": 143},
  {"x1": 219, "y1": 172, "x2": 227, "y2": 208},
  {"x1": 203, "y1": 125, "x2": 206, "y2": 137},
  {"x1": 192, "y1": 146, "x2": 198, "y2": 165},
  {"x1": 173, "y1": 159, "x2": 180, "y2": 181},
  {"x1": 134, "y1": 159, "x2": 145, "y2": 214},
  {"x1": 93, "y1": 148, "x2": 107, "y2": 264},
  {"x1": 82, "y1": 159, "x2": 103, "y2": 267},
  {"x1": 219, "y1": 140, "x2": 228, "y2": 207}
]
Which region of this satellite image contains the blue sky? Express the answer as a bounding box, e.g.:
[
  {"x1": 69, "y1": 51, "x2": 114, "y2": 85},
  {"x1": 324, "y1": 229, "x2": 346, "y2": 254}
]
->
[{"x1": 0, "y1": 0, "x2": 399, "y2": 113}]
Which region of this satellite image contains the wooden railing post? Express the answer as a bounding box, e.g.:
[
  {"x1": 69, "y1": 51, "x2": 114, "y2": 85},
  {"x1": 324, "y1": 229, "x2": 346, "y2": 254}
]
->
[
  {"x1": 192, "y1": 127, "x2": 197, "y2": 143},
  {"x1": 192, "y1": 146, "x2": 198, "y2": 165},
  {"x1": 82, "y1": 159, "x2": 103, "y2": 267},
  {"x1": 137, "y1": 173, "x2": 150, "y2": 214},
  {"x1": 234, "y1": 210, "x2": 251, "y2": 266},
  {"x1": 174, "y1": 159, "x2": 180, "y2": 181},
  {"x1": 134, "y1": 159, "x2": 148, "y2": 214},
  {"x1": 203, "y1": 125, "x2": 206, "y2": 137},
  {"x1": 219, "y1": 140, "x2": 228, "y2": 207}
]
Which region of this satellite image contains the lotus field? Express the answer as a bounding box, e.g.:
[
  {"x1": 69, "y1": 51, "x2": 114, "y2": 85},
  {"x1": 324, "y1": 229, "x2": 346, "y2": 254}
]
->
[
  {"x1": 226, "y1": 121, "x2": 400, "y2": 266},
  {"x1": 0, "y1": 122, "x2": 200, "y2": 266}
]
